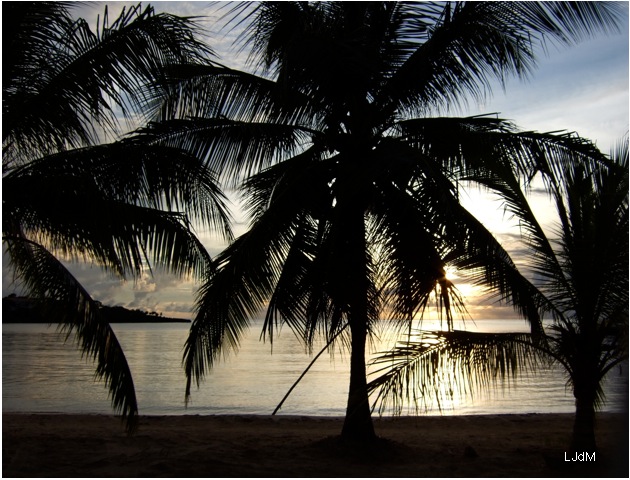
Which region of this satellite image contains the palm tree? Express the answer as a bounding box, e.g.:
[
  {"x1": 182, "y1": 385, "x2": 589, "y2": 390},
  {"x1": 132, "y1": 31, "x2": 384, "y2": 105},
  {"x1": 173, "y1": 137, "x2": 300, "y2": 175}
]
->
[
  {"x1": 369, "y1": 138, "x2": 628, "y2": 453},
  {"x1": 2, "y1": 2, "x2": 232, "y2": 431},
  {"x1": 143, "y1": 1, "x2": 621, "y2": 441}
]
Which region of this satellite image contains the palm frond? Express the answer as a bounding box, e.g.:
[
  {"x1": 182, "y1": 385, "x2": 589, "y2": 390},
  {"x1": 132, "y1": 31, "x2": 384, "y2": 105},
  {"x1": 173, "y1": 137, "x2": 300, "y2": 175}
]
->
[
  {"x1": 4, "y1": 139, "x2": 233, "y2": 240},
  {"x1": 514, "y1": 2, "x2": 621, "y2": 45},
  {"x1": 183, "y1": 232, "x2": 281, "y2": 401},
  {"x1": 243, "y1": 151, "x2": 375, "y2": 347},
  {"x1": 368, "y1": 329, "x2": 543, "y2": 416},
  {"x1": 136, "y1": 118, "x2": 315, "y2": 187},
  {"x1": 398, "y1": 115, "x2": 606, "y2": 186},
  {"x1": 4, "y1": 159, "x2": 216, "y2": 281},
  {"x1": 368, "y1": 176, "x2": 462, "y2": 328},
  {"x1": 552, "y1": 139, "x2": 629, "y2": 329},
  {"x1": 182, "y1": 170, "x2": 315, "y2": 398},
  {"x1": 365, "y1": 134, "x2": 554, "y2": 336},
  {"x1": 5, "y1": 198, "x2": 212, "y2": 282},
  {"x1": 154, "y1": 63, "x2": 322, "y2": 129},
  {"x1": 397, "y1": 117, "x2": 612, "y2": 318},
  {"x1": 3, "y1": 236, "x2": 138, "y2": 432},
  {"x1": 379, "y1": 1, "x2": 622, "y2": 117},
  {"x1": 3, "y1": 3, "x2": 210, "y2": 165}
]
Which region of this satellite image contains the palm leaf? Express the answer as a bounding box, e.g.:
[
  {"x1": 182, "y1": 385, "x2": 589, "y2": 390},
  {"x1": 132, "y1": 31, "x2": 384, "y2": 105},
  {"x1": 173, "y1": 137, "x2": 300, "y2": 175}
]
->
[
  {"x1": 183, "y1": 171, "x2": 313, "y2": 398},
  {"x1": 3, "y1": 149, "x2": 220, "y2": 281},
  {"x1": 3, "y1": 236, "x2": 139, "y2": 432},
  {"x1": 154, "y1": 63, "x2": 322, "y2": 129},
  {"x1": 367, "y1": 329, "x2": 543, "y2": 415},
  {"x1": 379, "y1": 1, "x2": 621, "y2": 117},
  {"x1": 137, "y1": 118, "x2": 315, "y2": 187},
  {"x1": 3, "y1": 3, "x2": 210, "y2": 165},
  {"x1": 4, "y1": 138, "x2": 232, "y2": 238}
]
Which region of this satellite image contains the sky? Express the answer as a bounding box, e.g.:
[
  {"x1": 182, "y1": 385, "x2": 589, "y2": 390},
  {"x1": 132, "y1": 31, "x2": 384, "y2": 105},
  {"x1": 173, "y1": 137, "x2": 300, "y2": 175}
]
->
[{"x1": 3, "y1": 1, "x2": 629, "y2": 321}]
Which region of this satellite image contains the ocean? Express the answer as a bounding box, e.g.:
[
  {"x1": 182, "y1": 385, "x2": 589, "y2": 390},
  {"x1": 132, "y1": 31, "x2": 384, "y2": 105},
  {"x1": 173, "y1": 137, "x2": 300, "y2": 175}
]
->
[{"x1": 2, "y1": 320, "x2": 628, "y2": 417}]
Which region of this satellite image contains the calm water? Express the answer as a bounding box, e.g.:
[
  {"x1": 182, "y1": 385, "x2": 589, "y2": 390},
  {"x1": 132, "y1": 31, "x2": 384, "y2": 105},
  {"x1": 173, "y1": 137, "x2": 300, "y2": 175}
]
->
[{"x1": 2, "y1": 320, "x2": 628, "y2": 417}]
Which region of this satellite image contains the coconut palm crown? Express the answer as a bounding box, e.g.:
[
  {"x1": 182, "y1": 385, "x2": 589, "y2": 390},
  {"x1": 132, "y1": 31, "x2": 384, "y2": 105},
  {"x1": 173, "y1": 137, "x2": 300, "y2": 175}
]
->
[
  {"x1": 140, "y1": 1, "x2": 622, "y2": 440},
  {"x1": 3, "y1": 2, "x2": 232, "y2": 431}
]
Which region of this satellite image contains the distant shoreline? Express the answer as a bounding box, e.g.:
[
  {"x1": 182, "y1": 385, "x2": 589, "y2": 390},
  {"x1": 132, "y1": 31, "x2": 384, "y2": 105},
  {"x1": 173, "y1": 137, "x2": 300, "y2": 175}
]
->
[
  {"x1": 3, "y1": 412, "x2": 628, "y2": 477},
  {"x1": 2, "y1": 296, "x2": 191, "y2": 323},
  {"x1": 1, "y1": 318, "x2": 191, "y2": 324}
]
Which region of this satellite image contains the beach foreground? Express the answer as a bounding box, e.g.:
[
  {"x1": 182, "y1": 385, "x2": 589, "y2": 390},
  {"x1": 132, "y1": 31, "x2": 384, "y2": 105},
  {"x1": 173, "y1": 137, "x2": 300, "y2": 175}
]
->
[{"x1": 3, "y1": 413, "x2": 628, "y2": 477}]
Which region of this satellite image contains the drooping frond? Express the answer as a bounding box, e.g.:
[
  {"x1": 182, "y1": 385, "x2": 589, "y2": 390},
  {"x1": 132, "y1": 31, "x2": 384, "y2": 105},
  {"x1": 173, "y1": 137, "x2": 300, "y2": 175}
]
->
[
  {"x1": 3, "y1": 143, "x2": 222, "y2": 281},
  {"x1": 367, "y1": 329, "x2": 543, "y2": 415},
  {"x1": 367, "y1": 168, "x2": 461, "y2": 327},
  {"x1": 3, "y1": 236, "x2": 138, "y2": 432},
  {"x1": 365, "y1": 128, "x2": 555, "y2": 335},
  {"x1": 246, "y1": 156, "x2": 336, "y2": 346},
  {"x1": 397, "y1": 116, "x2": 610, "y2": 322},
  {"x1": 183, "y1": 163, "x2": 317, "y2": 398},
  {"x1": 183, "y1": 147, "x2": 363, "y2": 398},
  {"x1": 4, "y1": 138, "x2": 232, "y2": 239}
]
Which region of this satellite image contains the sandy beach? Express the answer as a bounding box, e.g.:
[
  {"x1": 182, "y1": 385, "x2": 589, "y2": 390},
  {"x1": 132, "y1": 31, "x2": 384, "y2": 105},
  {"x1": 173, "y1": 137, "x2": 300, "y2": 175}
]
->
[{"x1": 2, "y1": 412, "x2": 628, "y2": 477}]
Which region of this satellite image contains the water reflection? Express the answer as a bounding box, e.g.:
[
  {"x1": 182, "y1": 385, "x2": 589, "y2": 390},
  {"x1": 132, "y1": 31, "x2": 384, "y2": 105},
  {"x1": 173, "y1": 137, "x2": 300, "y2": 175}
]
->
[{"x1": 2, "y1": 321, "x2": 627, "y2": 416}]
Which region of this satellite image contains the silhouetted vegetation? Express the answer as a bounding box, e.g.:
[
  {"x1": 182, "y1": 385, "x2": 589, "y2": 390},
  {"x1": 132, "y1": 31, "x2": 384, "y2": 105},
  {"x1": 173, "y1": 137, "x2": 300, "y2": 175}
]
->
[
  {"x1": 2, "y1": 3, "x2": 221, "y2": 431},
  {"x1": 142, "y1": 2, "x2": 622, "y2": 441},
  {"x1": 3, "y1": 1, "x2": 624, "y2": 443},
  {"x1": 3, "y1": 296, "x2": 189, "y2": 323},
  {"x1": 369, "y1": 138, "x2": 629, "y2": 454}
]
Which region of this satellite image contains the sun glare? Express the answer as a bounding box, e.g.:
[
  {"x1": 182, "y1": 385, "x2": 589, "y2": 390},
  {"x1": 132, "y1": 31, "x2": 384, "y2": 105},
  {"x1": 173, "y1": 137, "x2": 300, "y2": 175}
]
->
[{"x1": 444, "y1": 265, "x2": 457, "y2": 281}]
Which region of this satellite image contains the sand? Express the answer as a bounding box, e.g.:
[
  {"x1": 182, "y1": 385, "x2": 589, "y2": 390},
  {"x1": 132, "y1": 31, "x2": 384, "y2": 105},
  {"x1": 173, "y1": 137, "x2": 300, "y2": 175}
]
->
[{"x1": 2, "y1": 412, "x2": 628, "y2": 477}]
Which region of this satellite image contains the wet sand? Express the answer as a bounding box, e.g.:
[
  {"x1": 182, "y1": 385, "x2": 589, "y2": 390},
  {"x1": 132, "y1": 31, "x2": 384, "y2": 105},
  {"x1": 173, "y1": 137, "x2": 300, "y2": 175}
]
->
[{"x1": 2, "y1": 412, "x2": 628, "y2": 477}]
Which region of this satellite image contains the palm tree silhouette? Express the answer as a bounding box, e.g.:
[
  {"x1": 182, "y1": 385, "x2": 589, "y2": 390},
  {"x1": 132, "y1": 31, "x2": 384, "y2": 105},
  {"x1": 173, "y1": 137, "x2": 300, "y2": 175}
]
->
[
  {"x1": 369, "y1": 138, "x2": 628, "y2": 453},
  {"x1": 2, "y1": 3, "x2": 231, "y2": 431},
  {"x1": 144, "y1": 2, "x2": 621, "y2": 441}
]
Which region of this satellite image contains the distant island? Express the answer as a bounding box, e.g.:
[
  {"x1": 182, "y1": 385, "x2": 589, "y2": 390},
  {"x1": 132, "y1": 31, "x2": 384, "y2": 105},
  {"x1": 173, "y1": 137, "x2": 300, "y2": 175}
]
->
[{"x1": 2, "y1": 295, "x2": 190, "y2": 323}]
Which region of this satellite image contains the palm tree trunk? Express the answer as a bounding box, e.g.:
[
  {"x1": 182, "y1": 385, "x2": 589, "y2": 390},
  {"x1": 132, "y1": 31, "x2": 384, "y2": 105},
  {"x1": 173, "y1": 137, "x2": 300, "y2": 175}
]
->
[
  {"x1": 570, "y1": 387, "x2": 597, "y2": 453},
  {"x1": 568, "y1": 331, "x2": 600, "y2": 454},
  {"x1": 342, "y1": 316, "x2": 376, "y2": 441},
  {"x1": 337, "y1": 186, "x2": 376, "y2": 442}
]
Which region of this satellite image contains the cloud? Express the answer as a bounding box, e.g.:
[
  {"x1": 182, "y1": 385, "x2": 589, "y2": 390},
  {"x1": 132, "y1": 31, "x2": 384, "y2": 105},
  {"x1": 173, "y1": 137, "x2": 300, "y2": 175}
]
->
[
  {"x1": 466, "y1": 17, "x2": 629, "y2": 152},
  {"x1": 42, "y1": 261, "x2": 199, "y2": 318}
]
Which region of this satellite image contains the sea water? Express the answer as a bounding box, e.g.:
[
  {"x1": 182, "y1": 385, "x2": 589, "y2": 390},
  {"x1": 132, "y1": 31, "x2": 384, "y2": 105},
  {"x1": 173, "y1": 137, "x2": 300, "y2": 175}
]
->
[{"x1": 2, "y1": 320, "x2": 628, "y2": 417}]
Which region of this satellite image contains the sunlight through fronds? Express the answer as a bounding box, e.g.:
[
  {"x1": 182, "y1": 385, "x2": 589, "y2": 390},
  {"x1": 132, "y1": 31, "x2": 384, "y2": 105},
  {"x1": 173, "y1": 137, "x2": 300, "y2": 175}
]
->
[
  {"x1": 177, "y1": 5, "x2": 623, "y2": 436},
  {"x1": 368, "y1": 136, "x2": 628, "y2": 451},
  {"x1": 367, "y1": 329, "x2": 544, "y2": 415}
]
